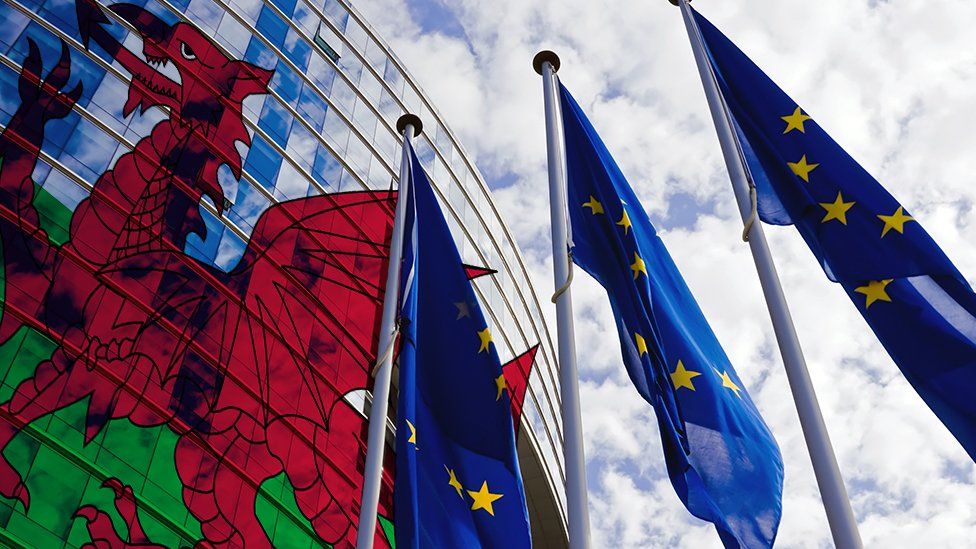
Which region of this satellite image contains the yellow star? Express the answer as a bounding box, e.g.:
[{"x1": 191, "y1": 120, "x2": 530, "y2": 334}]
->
[
  {"x1": 819, "y1": 192, "x2": 855, "y2": 225},
  {"x1": 445, "y1": 466, "x2": 464, "y2": 498},
  {"x1": 406, "y1": 419, "x2": 417, "y2": 447},
  {"x1": 781, "y1": 107, "x2": 812, "y2": 134},
  {"x1": 616, "y1": 209, "x2": 632, "y2": 235},
  {"x1": 582, "y1": 196, "x2": 604, "y2": 215},
  {"x1": 634, "y1": 333, "x2": 648, "y2": 357},
  {"x1": 788, "y1": 155, "x2": 820, "y2": 183},
  {"x1": 478, "y1": 328, "x2": 493, "y2": 353},
  {"x1": 713, "y1": 369, "x2": 742, "y2": 398},
  {"x1": 877, "y1": 206, "x2": 915, "y2": 238},
  {"x1": 670, "y1": 360, "x2": 702, "y2": 392},
  {"x1": 854, "y1": 279, "x2": 893, "y2": 308},
  {"x1": 467, "y1": 481, "x2": 503, "y2": 516},
  {"x1": 495, "y1": 374, "x2": 508, "y2": 401},
  {"x1": 630, "y1": 252, "x2": 648, "y2": 280}
]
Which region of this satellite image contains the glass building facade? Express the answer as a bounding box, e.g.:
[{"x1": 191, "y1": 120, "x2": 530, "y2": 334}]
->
[{"x1": 0, "y1": 0, "x2": 567, "y2": 546}]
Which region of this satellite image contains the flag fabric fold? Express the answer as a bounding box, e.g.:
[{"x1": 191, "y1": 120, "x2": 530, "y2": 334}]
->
[
  {"x1": 695, "y1": 7, "x2": 976, "y2": 462},
  {"x1": 393, "y1": 144, "x2": 531, "y2": 548},
  {"x1": 560, "y1": 84, "x2": 784, "y2": 548}
]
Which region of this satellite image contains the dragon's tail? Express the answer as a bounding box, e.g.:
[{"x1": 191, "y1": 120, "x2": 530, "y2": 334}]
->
[{"x1": 0, "y1": 39, "x2": 79, "y2": 343}]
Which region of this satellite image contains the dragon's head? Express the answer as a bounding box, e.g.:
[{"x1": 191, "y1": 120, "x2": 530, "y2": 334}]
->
[{"x1": 78, "y1": 0, "x2": 273, "y2": 212}]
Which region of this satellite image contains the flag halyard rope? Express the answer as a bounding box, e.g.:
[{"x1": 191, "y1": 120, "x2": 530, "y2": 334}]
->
[{"x1": 551, "y1": 250, "x2": 574, "y2": 303}]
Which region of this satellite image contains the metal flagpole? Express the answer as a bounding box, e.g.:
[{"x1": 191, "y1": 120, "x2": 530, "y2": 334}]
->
[
  {"x1": 534, "y1": 50, "x2": 592, "y2": 549},
  {"x1": 672, "y1": 1, "x2": 862, "y2": 547},
  {"x1": 356, "y1": 113, "x2": 423, "y2": 549}
]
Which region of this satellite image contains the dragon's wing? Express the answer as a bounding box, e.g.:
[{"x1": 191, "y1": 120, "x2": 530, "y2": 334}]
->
[
  {"x1": 209, "y1": 191, "x2": 396, "y2": 546},
  {"x1": 223, "y1": 191, "x2": 395, "y2": 428}
]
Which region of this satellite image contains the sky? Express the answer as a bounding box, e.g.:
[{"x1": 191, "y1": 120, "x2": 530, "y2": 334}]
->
[{"x1": 351, "y1": 0, "x2": 976, "y2": 546}]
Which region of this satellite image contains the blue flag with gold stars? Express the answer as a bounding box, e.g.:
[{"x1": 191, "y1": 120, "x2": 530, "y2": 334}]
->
[
  {"x1": 393, "y1": 143, "x2": 531, "y2": 548},
  {"x1": 695, "y1": 8, "x2": 976, "y2": 463},
  {"x1": 559, "y1": 84, "x2": 783, "y2": 548}
]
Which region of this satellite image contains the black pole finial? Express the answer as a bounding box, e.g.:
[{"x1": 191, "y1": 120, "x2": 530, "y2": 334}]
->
[
  {"x1": 532, "y1": 50, "x2": 561, "y2": 75},
  {"x1": 396, "y1": 113, "x2": 423, "y2": 137}
]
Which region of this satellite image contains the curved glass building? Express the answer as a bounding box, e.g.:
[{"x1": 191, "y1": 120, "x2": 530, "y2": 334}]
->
[{"x1": 0, "y1": 0, "x2": 567, "y2": 546}]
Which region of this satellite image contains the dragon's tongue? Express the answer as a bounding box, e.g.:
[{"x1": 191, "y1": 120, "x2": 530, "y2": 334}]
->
[{"x1": 123, "y1": 82, "x2": 154, "y2": 118}]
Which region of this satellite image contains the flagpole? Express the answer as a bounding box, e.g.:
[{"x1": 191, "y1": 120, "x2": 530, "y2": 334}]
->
[
  {"x1": 534, "y1": 50, "x2": 592, "y2": 549},
  {"x1": 673, "y1": 2, "x2": 862, "y2": 547},
  {"x1": 356, "y1": 113, "x2": 422, "y2": 549}
]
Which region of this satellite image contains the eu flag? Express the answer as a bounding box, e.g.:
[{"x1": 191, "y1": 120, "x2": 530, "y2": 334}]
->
[
  {"x1": 393, "y1": 143, "x2": 531, "y2": 548},
  {"x1": 560, "y1": 85, "x2": 784, "y2": 548},
  {"x1": 695, "y1": 8, "x2": 976, "y2": 462}
]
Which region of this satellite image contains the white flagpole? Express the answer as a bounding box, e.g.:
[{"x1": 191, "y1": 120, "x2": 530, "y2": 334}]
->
[
  {"x1": 356, "y1": 113, "x2": 422, "y2": 549},
  {"x1": 673, "y1": 1, "x2": 862, "y2": 547},
  {"x1": 534, "y1": 50, "x2": 592, "y2": 549}
]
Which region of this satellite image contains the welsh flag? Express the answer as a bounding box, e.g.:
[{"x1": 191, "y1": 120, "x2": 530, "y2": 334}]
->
[{"x1": 0, "y1": 1, "x2": 537, "y2": 547}]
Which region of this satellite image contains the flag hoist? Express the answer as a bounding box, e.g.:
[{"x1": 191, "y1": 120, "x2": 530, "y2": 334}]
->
[
  {"x1": 534, "y1": 50, "x2": 593, "y2": 549},
  {"x1": 356, "y1": 113, "x2": 422, "y2": 549},
  {"x1": 672, "y1": 1, "x2": 862, "y2": 547}
]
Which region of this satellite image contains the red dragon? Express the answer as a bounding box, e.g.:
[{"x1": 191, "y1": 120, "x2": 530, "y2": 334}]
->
[
  {"x1": 0, "y1": 2, "x2": 537, "y2": 547},
  {"x1": 0, "y1": 1, "x2": 398, "y2": 546}
]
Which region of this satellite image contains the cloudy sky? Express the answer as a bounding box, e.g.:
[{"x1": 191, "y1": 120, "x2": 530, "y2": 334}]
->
[{"x1": 352, "y1": 0, "x2": 976, "y2": 546}]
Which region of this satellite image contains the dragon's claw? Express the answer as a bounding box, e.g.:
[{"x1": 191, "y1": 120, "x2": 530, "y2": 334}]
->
[
  {"x1": 73, "y1": 504, "x2": 99, "y2": 522},
  {"x1": 74, "y1": 479, "x2": 163, "y2": 547},
  {"x1": 101, "y1": 477, "x2": 125, "y2": 494},
  {"x1": 6, "y1": 480, "x2": 31, "y2": 513},
  {"x1": 44, "y1": 41, "x2": 73, "y2": 93},
  {"x1": 18, "y1": 39, "x2": 42, "y2": 104},
  {"x1": 15, "y1": 38, "x2": 82, "y2": 125},
  {"x1": 66, "y1": 82, "x2": 83, "y2": 105}
]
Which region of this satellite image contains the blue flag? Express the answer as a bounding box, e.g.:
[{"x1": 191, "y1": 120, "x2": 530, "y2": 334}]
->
[
  {"x1": 695, "y1": 8, "x2": 976, "y2": 462},
  {"x1": 560, "y1": 85, "x2": 784, "y2": 548},
  {"x1": 393, "y1": 144, "x2": 531, "y2": 548}
]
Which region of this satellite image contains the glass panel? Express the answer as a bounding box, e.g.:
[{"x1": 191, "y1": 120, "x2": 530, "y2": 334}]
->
[
  {"x1": 216, "y1": 9, "x2": 252, "y2": 57},
  {"x1": 322, "y1": 107, "x2": 351, "y2": 156},
  {"x1": 307, "y1": 51, "x2": 338, "y2": 96},
  {"x1": 285, "y1": 121, "x2": 318, "y2": 172},
  {"x1": 0, "y1": 4, "x2": 30, "y2": 53},
  {"x1": 376, "y1": 87, "x2": 401, "y2": 127},
  {"x1": 338, "y1": 50, "x2": 364, "y2": 84},
  {"x1": 342, "y1": 16, "x2": 368, "y2": 52},
  {"x1": 357, "y1": 70, "x2": 383, "y2": 107},
  {"x1": 273, "y1": 160, "x2": 311, "y2": 201},
  {"x1": 351, "y1": 98, "x2": 377, "y2": 144},
  {"x1": 312, "y1": 143, "x2": 342, "y2": 191},
  {"x1": 256, "y1": 5, "x2": 288, "y2": 48},
  {"x1": 185, "y1": 0, "x2": 224, "y2": 34},
  {"x1": 228, "y1": 0, "x2": 263, "y2": 21},
  {"x1": 296, "y1": 83, "x2": 328, "y2": 133},
  {"x1": 382, "y1": 59, "x2": 405, "y2": 97},
  {"x1": 257, "y1": 99, "x2": 295, "y2": 147},
  {"x1": 321, "y1": 0, "x2": 350, "y2": 32},
  {"x1": 243, "y1": 135, "x2": 283, "y2": 191},
  {"x1": 282, "y1": 27, "x2": 313, "y2": 71}
]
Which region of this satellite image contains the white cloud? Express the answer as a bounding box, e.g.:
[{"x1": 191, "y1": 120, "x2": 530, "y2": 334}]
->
[{"x1": 355, "y1": 0, "x2": 976, "y2": 546}]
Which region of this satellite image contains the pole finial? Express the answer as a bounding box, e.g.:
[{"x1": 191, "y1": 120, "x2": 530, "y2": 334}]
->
[
  {"x1": 668, "y1": 0, "x2": 689, "y2": 6},
  {"x1": 396, "y1": 113, "x2": 423, "y2": 137},
  {"x1": 532, "y1": 50, "x2": 561, "y2": 75}
]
